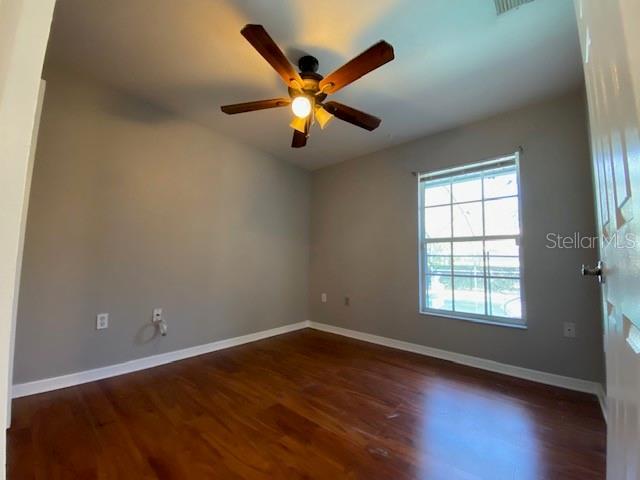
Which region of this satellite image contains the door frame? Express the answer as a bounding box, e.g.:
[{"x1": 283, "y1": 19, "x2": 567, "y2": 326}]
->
[
  {"x1": 6, "y1": 79, "x2": 46, "y2": 425},
  {"x1": 0, "y1": 0, "x2": 55, "y2": 477}
]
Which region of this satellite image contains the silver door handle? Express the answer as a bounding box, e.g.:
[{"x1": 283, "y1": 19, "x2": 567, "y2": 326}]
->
[{"x1": 581, "y1": 260, "x2": 604, "y2": 283}]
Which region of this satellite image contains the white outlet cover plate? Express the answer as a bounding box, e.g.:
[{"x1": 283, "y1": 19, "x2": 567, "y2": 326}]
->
[
  {"x1": 563, "y1": 322, "x2": 576, "y2": 338},
  {"x1": 96, "y1": 313, "x2": 109, "y2": 330}
]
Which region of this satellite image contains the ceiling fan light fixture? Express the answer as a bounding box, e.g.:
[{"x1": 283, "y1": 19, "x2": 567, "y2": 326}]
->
[
  {"x1": 289, "y1": 116, "x2": 307, "y2": 133},
  {"x1": 315, "y1": 105, "x2": 334, "y2": 129},
  {"x1": 291, "y1": 95, "x2": 312, "y2": 118}
]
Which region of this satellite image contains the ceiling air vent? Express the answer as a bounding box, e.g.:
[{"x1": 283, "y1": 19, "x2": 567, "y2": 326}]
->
[{"x1": 494, "y1": 0, "x2": 534, "y2": 15}]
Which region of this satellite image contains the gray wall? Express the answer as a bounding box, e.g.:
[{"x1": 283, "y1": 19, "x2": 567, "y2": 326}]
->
[
  {"x1": 15, "y1": 70, "x2": 603, "y2": 385},
  {"x1": 310, "y1": 90, "x2": 604, "y2": 382},
  {"x1": 14, "y1": 67, "x2": 310, "y2": 383}
]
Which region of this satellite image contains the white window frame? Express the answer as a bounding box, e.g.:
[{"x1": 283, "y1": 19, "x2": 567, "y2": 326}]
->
[{"x1": 417, "y1": 152, "x2": 527, "y2": 328}]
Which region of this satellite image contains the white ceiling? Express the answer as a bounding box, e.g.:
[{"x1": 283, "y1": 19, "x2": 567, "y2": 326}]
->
[{"x1": 45, "y1": 0, "x2": 583, "y2": 170}]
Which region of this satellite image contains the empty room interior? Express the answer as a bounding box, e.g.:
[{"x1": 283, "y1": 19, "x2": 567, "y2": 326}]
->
[{"x1": 3, "y1": 0, "x2": 640, "y2": 478}]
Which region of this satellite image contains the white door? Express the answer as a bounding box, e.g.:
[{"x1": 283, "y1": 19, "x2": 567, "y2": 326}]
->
[{"x1": 574, "y1": 1, "x2": 640, "y2": 478}]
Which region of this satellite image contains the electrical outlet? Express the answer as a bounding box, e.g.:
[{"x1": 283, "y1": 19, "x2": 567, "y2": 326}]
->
[
  {"x1": 153, "y1": 308, "x2": 162, "y2": 322},
  {"x1": 96, "y1": 313, "x2": 109, "y2": 330},
  {"x1": 321, "y1": 293, "x2": 327, "y2": 303},
  {"x1": 563, "y1": 322, "x2": 576, "y2": 338}
]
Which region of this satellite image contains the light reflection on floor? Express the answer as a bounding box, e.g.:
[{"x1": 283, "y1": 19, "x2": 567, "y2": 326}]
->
[{"x1": 416, "y1": 379, "x2": 541, "y2": 480}]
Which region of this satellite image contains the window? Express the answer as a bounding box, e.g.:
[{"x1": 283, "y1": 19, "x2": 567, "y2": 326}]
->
[{"x1": 418, "y1": 154, "x2": 525, "y2": 326}]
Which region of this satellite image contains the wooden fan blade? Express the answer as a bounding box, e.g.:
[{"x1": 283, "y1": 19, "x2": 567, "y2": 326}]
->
[
  {"x1": 319, "y1": 41, "x2": 394, "y2": 95},
  {"x1": 292, "y1": 116, "x2": 311, "y2": 148},
  {"x1": 323, "y1": 101, "x2": 381, "y2": 131},
  {"x1": 291, "y1": 129, "x2": 307, "y2": 148},
  {"x1": 220, "y1": 98, "x2": 290, "y2": 114},
  {"x1": 241, "y1": 24, "x2": 303, "y2": 88}
]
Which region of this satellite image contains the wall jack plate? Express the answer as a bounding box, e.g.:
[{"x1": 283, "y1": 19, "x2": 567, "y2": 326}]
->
[
  {"x1": 96, "y1": 313, "x2": 109, "y2": 330},
  {"x1": 563, "y1": 322, "x2": 576, "y2": 338}
]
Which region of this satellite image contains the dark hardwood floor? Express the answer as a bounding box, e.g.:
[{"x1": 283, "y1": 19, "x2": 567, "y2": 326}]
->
[{"x1": 8, "y1": 329, "x2": 605, "y2": 479}]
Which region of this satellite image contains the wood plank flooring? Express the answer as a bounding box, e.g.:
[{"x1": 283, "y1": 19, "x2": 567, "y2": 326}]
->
[{"x1": 8, "y1": 329, "x2": 606, "y2": 479}]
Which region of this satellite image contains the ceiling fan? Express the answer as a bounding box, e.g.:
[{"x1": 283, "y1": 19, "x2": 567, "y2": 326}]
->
[{"x1": 220, "y1": 25, "x2": 395, "y2": 148}]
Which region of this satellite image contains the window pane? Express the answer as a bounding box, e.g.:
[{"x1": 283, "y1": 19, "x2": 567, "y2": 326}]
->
[
  {"x1": 452, "y1": 201, "x2": 483, "y2": 237},
  {"x1": 425, "y1": 206, "x2": 451, "y2": 239},
  {"x1": 427, "y1": 242, "x2": 451, "y2": 256},
  {"x1": 452, "y1": 177, "x2": 482, "y2": 203},
  {"x1": 487, "y1": 256, "x2": 520, "y2": 278},
  {"x1": 453, "y1": 276, "x2": 485, "y2": 315},
  {"x1": 484, "y1": 170, "x2": 517, "y2": 199},
  {"x1": 426, "y1": 275, "x2": 453, "y2": 311},
  {"x1": 426, "y1": 242, "x2": 451, "y2": 275},
  {"x1": 426, "y1": 256, "x2": 451, "y2": 275},
  {"x1": 424, "y1": 182, "x2": 451, "y2": 206},
  {"x1": 484, "y1": 238, "x2": 518, "y2": 256},
  {"x1": 488, "y1": 278, "x2": 522, "y2": 318},
  {"x1": 453, "y1": 241, "x2": 484, "y2": 256},
  {"x1": 484, "y1": 197, "x2": 519, "y2": 236},
  {"x1": 485, "y1": 239, "x2": 520, "y2": 278},
  {"x1": 453, "y1": 241, "x2": 484, "y2": 276}
]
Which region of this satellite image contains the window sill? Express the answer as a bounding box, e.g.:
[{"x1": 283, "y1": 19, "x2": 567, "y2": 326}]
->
[{"x1": 419, "y1": 309, "x2": 528, "y2": 330}]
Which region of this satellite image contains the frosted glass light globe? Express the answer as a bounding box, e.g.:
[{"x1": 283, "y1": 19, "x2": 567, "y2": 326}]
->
[{"x1": 291, "y1": 96, "x2": 312, "y2": 118}]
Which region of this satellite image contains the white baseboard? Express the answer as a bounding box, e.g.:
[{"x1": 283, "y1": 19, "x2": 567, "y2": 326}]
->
[
  {"x1": 12, "y1": 321, "x2": 309, "y2": 398},
  {"x1": 308, "y1": 321, "x2": 606, "y2": 414},
  {"x1": 12, "y1": 319, "x2": 608, "y2": 423}
]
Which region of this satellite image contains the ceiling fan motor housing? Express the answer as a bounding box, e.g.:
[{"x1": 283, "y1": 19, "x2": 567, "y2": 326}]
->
[
  {"x1": 298, "y1": 55, "x2": 319, "y2": 74},
  {"x1": 289, "y1": 55, "x2": 326, "y2": 102}
]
